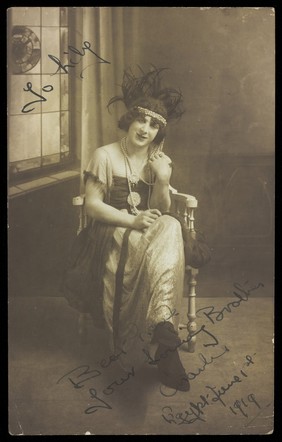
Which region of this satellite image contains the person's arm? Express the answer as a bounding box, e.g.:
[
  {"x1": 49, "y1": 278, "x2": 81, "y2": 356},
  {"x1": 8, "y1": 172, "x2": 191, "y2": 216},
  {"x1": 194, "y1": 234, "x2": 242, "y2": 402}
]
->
[
  {"x1": 149, "y1": 153, "x2": 172, "y2": 212},
  {"x1": 85, "y1": 179, "x2": 162, "y2": 230}
]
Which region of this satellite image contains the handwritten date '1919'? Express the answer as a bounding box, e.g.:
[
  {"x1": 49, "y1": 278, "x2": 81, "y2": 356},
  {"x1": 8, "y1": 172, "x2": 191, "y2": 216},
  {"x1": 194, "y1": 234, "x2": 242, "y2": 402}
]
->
[{"x1": 229, "y1": 393, "x2": 261, "y2": 418}]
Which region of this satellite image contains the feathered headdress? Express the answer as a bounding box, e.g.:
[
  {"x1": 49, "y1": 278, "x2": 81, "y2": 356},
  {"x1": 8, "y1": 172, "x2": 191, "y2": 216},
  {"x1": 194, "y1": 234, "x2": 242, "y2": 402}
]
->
[{"x1": 107, "y1": 65, "x2": 185, "y2": 126}]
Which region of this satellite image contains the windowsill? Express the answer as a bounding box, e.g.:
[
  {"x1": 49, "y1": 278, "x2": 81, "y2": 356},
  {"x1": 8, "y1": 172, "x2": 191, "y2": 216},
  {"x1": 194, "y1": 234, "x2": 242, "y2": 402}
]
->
[{"x1": 8, "y1": 168, "x2": 81, "y2": 198}]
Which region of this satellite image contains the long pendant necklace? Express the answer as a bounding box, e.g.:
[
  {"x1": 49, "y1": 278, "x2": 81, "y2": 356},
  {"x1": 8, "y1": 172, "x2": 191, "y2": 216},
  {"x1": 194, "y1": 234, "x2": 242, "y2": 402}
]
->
[{"x1": 120, "y1": 137, "x2": 148, "y2": 215}]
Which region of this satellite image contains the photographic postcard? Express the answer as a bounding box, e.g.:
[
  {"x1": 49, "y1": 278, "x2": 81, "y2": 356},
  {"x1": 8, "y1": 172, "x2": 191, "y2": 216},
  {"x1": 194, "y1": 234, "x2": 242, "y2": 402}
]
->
[{"x1": 8, "y1": 6, "x2": 274, "y2": 435}]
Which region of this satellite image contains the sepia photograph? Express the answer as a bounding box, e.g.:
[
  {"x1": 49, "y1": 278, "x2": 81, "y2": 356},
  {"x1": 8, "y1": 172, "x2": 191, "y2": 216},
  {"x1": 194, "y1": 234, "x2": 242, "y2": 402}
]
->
[{"x1": 8, "y1": 6, "x2": 274, "y2": 435}]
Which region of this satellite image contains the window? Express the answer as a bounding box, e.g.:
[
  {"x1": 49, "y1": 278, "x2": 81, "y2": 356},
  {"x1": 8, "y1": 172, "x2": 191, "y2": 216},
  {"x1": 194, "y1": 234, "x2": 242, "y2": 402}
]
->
[{"x1": 8, "y1": 7, "x2": 73, "y2": 183}]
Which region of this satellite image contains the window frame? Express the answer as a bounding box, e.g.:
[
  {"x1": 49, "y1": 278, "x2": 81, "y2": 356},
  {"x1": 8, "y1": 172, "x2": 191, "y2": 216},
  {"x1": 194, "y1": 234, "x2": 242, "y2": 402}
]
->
[{"x1": 7, "y1": 7, "x2": 77, "y2": 187}]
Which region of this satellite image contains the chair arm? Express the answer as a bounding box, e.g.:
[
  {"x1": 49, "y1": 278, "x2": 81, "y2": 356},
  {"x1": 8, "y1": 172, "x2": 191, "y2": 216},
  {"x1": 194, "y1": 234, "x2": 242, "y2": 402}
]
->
[
  {"x1": 169, "y1": 185, "x2": 198, "y2": 208},
  {"x1": 73, "y1": 195, "x2": 85, "y2": 206},
  {"x1": 170, "y1": 189, "x2": 198, "y2": 231},
  {"x1": 171, "y1": 192, "x2": 198, "y2": 209}
]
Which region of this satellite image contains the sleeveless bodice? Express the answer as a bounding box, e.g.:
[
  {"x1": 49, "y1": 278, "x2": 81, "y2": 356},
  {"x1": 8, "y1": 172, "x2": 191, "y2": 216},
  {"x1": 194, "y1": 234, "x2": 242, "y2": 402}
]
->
[{"x1": 109, "y1": 176, "x2": 150, "y2": 211}]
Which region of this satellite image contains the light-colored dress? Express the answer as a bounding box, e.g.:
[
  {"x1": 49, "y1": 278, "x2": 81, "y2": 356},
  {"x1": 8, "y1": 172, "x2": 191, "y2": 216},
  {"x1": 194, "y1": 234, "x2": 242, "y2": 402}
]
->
[{"x1": 84, "y1": 147, "x2": 185, "y2": 368}]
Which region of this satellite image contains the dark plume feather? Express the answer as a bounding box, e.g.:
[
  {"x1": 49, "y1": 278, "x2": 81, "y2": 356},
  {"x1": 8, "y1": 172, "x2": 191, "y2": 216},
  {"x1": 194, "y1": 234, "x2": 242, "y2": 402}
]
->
[{"x1": 107, "y1": 65, "x2": 185, "y2": 122}]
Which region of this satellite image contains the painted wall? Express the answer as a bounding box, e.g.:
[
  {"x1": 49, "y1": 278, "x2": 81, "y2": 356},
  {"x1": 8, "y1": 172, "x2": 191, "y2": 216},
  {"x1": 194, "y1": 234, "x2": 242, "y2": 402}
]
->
[
  {"x1": 135, "y1": 8, "x2": 274, "y2": 158},
  {"x1": 134, "y1": 7, "x2": 275, "y2": 284}
]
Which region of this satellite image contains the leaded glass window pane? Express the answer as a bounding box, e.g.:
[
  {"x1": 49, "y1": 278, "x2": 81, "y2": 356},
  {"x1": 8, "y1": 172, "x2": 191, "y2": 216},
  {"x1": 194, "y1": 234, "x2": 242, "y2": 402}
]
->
[{"x1": 8, "y1": 7, "x2": 71, "y2": 179}]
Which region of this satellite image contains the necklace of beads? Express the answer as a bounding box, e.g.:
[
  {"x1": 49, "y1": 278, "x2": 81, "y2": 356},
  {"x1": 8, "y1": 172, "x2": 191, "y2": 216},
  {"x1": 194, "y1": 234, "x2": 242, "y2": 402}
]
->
[
  {"x1": 120, "y1": 137, "x2": 155, "y2": 215},
  {"x1": 120, "y1": 137, "x2": 141, "y2": 215}
]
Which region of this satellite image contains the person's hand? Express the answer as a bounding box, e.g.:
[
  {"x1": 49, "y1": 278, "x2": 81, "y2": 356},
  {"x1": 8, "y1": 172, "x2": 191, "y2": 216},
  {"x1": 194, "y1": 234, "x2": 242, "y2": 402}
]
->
[
  {"x1": 149, "y1": 152, "x2": 172, "y2": 182},
  {"x1": 132, "y1": 209, "x2": 162, "y2": 230}
]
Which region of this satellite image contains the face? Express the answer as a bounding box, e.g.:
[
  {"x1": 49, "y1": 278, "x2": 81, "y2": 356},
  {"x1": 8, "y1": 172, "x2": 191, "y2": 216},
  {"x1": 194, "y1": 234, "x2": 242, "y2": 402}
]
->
[{"x1": 127, "y1": 114, "x2": 160, "y2": 148}]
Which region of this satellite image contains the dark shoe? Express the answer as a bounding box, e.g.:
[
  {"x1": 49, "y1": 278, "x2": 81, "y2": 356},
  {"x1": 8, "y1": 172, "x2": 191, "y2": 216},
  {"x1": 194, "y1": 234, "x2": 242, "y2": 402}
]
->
[
  {"x1": 155, "y1": 343, "x2": 190, "y2": 392},
  {"x1": 151, "y1": 321, "x2": 182, "y2": 349}
]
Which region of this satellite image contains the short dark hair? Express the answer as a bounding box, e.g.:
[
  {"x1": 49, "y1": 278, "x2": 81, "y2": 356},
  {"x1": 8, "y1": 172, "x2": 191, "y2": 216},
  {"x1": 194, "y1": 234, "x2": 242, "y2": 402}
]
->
[{"x1": 118, "y1": 106, "x2": 167, "y2": 144}]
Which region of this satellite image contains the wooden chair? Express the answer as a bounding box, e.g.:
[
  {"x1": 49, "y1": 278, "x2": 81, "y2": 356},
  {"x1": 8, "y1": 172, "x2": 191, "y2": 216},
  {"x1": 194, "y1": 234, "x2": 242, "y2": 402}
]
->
[{"x1": 72, "y1": 187, "x2": 199, "y2": 353}]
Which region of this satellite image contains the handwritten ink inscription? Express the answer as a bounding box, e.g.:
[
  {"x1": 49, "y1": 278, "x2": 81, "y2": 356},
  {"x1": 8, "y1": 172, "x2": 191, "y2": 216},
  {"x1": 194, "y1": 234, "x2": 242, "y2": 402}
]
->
[
  {"x1": 21, "y1": 41, "x2": 110, "y2": 113},
  {"x1": 56, "y1": 363, "x2": 135, "y2": 415},
  {"x1": 48, "y1": 41, "x2": 110, "y2": 77},
  {"x1": 85, "y1": 388, "x2": 112, "y2": 415},
  {"x1": 196, "y1": 282, "x2": 264, "y2": 325},
  {"x1": 21, "y1": 82, "x2": 54, "y2": 113},
  {"x1": 55, "y1": 280, "x2": 269, "y2": 430},
  {"x1": 161, "y1": 354, "x2": 256, "y2": 425},
  {"x1": 229, "y1": 393, "x2": 261, "y2": 418}
]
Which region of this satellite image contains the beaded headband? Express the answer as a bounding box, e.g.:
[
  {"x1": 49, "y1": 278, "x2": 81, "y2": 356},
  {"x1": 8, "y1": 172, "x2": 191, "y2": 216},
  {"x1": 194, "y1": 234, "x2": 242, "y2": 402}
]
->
[{"x1": 136, "y1": 106, "x2": 167, "y2": 127}]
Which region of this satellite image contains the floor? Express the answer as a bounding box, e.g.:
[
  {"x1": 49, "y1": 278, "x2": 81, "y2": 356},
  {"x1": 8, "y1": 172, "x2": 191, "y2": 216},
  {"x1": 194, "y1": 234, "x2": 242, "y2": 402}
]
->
[{"x1": 8, "y1": 280, "x2": 274, "y2": 435}]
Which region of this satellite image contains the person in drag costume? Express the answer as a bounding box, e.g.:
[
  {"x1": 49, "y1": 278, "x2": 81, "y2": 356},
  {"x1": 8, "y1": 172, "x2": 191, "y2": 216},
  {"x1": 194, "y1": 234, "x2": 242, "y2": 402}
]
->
[{"x1": 64, "y1": 66, "x2": 193, "y2": 392}]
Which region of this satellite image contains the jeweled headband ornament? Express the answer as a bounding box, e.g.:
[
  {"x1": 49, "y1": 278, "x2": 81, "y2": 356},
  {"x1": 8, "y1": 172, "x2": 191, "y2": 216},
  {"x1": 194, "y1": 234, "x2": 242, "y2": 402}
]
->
[
  {"x1": 107, "y1": 65, "x2": 185, "y2": 124},
  {"x1": 136, "y1": 106, "x2": 167, "y2": 126}
]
